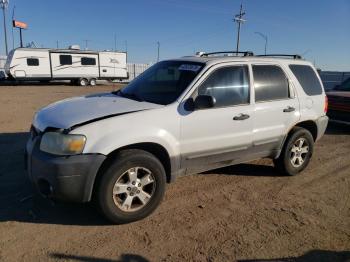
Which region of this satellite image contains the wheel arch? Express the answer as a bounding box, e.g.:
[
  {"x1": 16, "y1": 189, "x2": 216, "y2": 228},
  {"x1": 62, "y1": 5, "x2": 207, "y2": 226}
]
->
[
  {"x1": 295, "y1": 120, "x2": 318, "y2": 141},
  {"x1": 275, "y1": 120, "x2": 318, "y2": 159},
  {"x1": 91, "y1": 142, "x2": 172, "y2": 201}
]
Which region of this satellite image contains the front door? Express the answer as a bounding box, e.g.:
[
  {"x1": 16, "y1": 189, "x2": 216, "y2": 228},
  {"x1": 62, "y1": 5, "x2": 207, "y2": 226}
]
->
[{"x1": 180, "y1": 63, "x2": 254, "y2": 172}]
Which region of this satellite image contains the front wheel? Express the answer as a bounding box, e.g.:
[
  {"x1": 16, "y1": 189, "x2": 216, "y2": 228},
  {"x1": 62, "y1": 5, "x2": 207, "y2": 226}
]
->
[
  {"x1": 79, "y1": 78, "x2": 88, "y2": 86},
  {"x1": 274, "y1": 127, "x2": 314, "y2": 176},
  {"x1": 96, "y1": 149, "x2": 166, "y2": 224}
]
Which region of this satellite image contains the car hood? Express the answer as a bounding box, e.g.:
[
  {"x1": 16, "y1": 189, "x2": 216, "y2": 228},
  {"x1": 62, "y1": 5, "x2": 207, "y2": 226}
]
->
[{"x1": 33, "y1": 93, "x2": 163, "y2": 131}]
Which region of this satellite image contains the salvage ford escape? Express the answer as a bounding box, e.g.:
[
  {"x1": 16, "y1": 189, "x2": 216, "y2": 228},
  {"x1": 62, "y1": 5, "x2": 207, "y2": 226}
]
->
[{"x1": 26, "y1": 52, "x2": 329, "y2": 224}]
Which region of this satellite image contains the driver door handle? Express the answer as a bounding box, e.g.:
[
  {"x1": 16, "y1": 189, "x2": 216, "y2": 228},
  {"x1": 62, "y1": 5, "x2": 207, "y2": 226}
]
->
[
  {"x1": 283, "y1": 106, "x2": 295, "y2": 113},
  {"x1": 233, "y1": 114, "x2": 250, "y2": 121}
]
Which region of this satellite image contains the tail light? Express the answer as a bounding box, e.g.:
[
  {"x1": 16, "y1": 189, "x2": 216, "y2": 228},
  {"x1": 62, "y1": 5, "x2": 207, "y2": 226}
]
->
[{"x1": 324, "y1": 96, "x2": 328, "y2": 113}]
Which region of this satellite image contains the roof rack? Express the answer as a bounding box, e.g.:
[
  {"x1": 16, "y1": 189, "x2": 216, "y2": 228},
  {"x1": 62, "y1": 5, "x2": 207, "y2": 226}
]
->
[
  {"x1": 198, "y1": 51, "x2": 254, "y2": 57},
  {"x1": 257, "y1": 54, "x2": 302, "y2": 59}
]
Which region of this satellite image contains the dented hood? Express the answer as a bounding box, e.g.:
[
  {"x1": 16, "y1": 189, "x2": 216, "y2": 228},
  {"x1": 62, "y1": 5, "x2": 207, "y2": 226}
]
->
[{"x1": 33, "y1": 93, "x2": 163, "y2": 131}]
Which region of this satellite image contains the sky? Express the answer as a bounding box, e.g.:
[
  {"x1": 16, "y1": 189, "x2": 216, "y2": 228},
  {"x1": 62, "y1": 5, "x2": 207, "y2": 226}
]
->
[{"x1": 1, "y1": 0, "x2": 349, "y2": 71}]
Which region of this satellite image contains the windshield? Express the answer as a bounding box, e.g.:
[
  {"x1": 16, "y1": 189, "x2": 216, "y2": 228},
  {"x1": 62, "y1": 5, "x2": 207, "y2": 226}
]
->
[
  {"x1": 337, "y1": 77, "x2": 350, "y2": 91},
  {"x1": 117, "y1": 61, "x2": 204, "y2": 105}
]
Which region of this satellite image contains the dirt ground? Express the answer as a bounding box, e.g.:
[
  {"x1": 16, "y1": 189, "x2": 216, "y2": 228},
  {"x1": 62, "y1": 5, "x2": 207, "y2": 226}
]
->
[{"x1": 0, "y1": 84, "x2": 349, "y2": 262}]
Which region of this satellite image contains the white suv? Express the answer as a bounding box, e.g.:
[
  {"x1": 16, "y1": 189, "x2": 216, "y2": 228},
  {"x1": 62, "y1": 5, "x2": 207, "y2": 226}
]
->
[{"x1": 26, "y1": 52, "x2": 329, "y2": 224}]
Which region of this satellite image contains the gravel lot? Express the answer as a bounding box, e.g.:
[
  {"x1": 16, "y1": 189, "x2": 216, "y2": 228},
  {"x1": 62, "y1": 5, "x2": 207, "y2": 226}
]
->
[{"x1": 0, "y1": 84, "x2": 349, "y2": 262}]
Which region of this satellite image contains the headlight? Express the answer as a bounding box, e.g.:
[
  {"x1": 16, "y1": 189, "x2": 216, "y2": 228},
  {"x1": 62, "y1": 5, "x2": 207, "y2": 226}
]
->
[{"x1": 40, "y1": 132, "x2": 86, "y2": 155}]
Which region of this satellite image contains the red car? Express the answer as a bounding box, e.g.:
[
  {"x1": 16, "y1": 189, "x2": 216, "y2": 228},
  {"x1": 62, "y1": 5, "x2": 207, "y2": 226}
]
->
[{"x1": 326, "y1": 78, "x2": 350, "y2": 124}]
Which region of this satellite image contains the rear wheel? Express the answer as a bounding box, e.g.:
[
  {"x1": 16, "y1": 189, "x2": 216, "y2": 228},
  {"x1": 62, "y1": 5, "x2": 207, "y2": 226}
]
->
[
  {"x1": 274, "y1": 127, "x2": 314, "y2": 176},
  {"x1": 89, "y1": 78, "x2": 97, "y2": 86},
  {"x1": 96, "y1": 149, "x2": 166, "y2": 224},
  {"x1": 79, "y1": 78, "x2": 88, "y2": 86}
]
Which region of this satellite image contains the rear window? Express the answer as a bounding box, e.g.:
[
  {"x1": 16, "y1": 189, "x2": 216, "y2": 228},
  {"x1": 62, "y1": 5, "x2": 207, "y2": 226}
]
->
[
  {"x1": 289, "y1": 65, "x2": 323, "y2": 95},
  {"x1": 27, "y1": 58, "x2": 39, "y2": 66},
  {"x1": 81, "y1": 57, "x2": 96, "y2": 66},
  {"x1": 59, "y1": 55, "x2": 72, "y2": 65}
]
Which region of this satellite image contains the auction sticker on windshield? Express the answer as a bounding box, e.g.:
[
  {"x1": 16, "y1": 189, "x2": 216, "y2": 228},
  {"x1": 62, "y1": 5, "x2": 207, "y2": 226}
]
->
[{"x1": 179, "y1": 64, "x2": 202, "y2": 72}]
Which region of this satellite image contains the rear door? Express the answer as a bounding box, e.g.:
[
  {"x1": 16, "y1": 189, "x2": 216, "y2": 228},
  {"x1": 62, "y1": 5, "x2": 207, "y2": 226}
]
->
[{"x1": 252, "y1": 64, "x2": 300, "y2": 153}]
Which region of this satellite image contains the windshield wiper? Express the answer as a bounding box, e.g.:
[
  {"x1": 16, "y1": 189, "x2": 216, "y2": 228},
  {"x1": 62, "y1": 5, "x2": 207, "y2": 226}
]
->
[{"x1": 113, "y1": 90, "x2": 144, "y2": 102}]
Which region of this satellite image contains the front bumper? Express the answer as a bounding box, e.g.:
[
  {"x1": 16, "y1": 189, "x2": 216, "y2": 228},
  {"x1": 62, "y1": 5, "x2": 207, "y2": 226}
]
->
[{"x1": 26, "y1": 135, "x2": 106, "y2": 203}]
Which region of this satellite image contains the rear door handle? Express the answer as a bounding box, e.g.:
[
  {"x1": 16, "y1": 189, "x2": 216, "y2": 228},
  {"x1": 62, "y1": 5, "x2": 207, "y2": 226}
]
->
[
  {"x1": 283, "y1": 106, "x2": 295, "y2": 113},
  {"x1": 233, "y1": 114, "x2": 250, "y2": 121}
]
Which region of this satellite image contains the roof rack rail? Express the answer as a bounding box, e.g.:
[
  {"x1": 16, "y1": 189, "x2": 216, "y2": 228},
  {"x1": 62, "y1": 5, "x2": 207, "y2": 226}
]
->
[
  {"x1": 198, "y1": 51, "x2": 254, "y2": 57},
  {"x1": 257, "y1": 54, "x2": 302, "y2": 59}
]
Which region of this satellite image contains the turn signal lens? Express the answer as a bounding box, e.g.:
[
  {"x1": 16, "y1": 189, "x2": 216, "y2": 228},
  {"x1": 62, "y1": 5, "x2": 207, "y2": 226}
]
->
[{"x1": 324, "y1": 96, "x2": 328, "y2": 113}]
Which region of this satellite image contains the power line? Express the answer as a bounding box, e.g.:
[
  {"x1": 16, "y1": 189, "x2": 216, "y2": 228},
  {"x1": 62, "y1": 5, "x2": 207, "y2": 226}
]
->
[{"x1": 233, "y1": 3, "x2": 246, "y2": 53}]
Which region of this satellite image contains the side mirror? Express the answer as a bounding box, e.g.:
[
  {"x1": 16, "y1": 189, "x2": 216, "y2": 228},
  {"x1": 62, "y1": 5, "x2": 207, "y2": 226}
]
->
[{"x1": 194, "y1": 95, "x2": 216, "y2": 110}]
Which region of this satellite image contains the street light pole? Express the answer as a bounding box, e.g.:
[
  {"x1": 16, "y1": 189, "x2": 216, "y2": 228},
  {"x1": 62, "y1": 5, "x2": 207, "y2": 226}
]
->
[
  {"x1": 0, "y1": 0, "x2": 9, "y2": 55},
  {"x1": 254, "y1": 32, "x2": 268, "y2": 55}
]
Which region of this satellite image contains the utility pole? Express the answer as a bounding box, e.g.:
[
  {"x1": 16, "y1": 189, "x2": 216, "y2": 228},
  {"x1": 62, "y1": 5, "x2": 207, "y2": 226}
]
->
[
  {"x1": 114, "y1": 33, "x2": 117, "y2": 51},
  {"x1": 0, "y1": 0, "x2": 9, "y2": 55},
  {"x1": 233, "y1": 3, "x2": 246, "y2": 54},
  {"x1": 255, "y1": 32, "x2": 268, "y2": 55},
  {"x1": 157, "y1": 41, "x2": 160, "y2": 62},
  {"x1": 83, "y1": 39, "x2": 90, "y2": 50},
  {"x1": 11, "y1": 4, "x2": 14, "y2": 49},
  {"x1": 56, "y1": 40, "x2": 59, "y2": 49}
]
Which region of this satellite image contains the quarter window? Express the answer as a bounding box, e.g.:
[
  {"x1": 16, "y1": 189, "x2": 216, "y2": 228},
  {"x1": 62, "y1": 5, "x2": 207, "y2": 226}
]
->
[
  {"x1": 27, "y1": 58, "x2": 39, "y2": 66},
  {"x1": 253, "y1": 65, "x2": 289, "y2": 102},
  {"x1": 289, "y1": 65, "x2": 322, "y2": 95},
  {"x1": 59, "y1": 55, "x2": 72, "y2": 65},
  {"x1": 81, "y1": 57, "x2": 96, "y2": 66},
  {"x1": 198, "y1": 66, "x2": 250, "y2": 107}
]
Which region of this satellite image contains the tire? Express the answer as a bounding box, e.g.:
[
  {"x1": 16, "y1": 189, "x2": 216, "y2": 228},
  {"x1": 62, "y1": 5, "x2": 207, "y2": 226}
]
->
[
  {"x1": 79, "y1": 78, "x2": 88, "y2": 86},
  {"x1": 96, "y1": 149, "x2": 166, "y2": 224},
  {"x1": 274, "y1": 127, "x2": 314, "y2": 176},
  {"x1": 89, "y1": 78, "x2": 97, "y2": 86}
]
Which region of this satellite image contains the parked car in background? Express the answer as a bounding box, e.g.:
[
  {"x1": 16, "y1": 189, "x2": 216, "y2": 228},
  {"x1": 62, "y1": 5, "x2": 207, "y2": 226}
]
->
[
  {"x1": 26, "y1": 52, "x2": 328, "y2": 224},
  {"x1": 326, "y1": 77, "x2": 350, "y2": 124}
]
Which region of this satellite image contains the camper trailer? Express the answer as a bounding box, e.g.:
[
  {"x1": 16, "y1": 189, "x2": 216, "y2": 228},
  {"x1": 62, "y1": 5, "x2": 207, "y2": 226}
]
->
[{"x1": 4, "y1": 46, "x2": 128, "y2": 85}]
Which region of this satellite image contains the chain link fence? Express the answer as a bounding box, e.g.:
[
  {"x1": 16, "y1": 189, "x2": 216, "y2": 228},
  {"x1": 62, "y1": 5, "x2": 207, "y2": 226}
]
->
[{"x1": 319, "y1": 71, "x2": 350, "y2": 90}]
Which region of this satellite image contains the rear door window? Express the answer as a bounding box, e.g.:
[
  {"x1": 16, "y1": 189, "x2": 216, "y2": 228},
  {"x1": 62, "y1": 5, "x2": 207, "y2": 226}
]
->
[
  {"x1": 253, "y1": 65, "x2": 289, "y2": 102},
  {"x1": 289, "y1": 65, "x2": 323, "y2": 95}
]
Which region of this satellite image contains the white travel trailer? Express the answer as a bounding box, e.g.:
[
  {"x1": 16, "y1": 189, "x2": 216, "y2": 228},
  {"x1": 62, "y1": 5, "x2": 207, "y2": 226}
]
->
[{"x1": 4, "y1": 46, "x2": 128, "y2": 85}]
